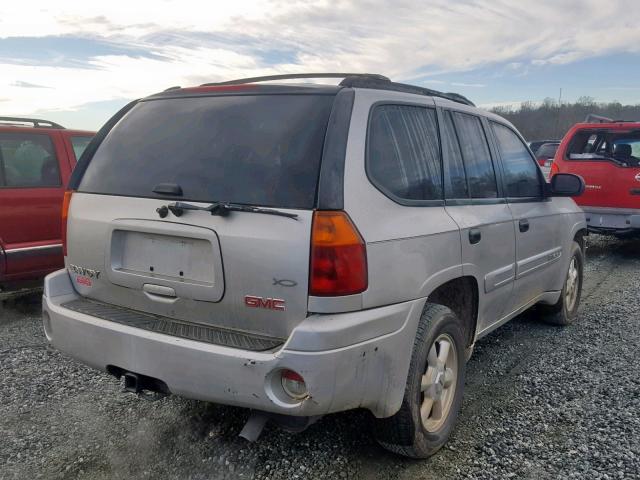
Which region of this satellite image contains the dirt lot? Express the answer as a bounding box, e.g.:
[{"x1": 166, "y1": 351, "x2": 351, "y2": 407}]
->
[{"x1": 1, "y1": 235, "x2": 639, "y2": 480}]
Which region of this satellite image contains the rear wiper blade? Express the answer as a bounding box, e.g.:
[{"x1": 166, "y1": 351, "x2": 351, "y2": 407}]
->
[
  {"x1": 158, "y1": 201, "x2": 298, "y2": 220},
  {"x1": 214, "y1": 202, "x2": 299, "y2": 219}
]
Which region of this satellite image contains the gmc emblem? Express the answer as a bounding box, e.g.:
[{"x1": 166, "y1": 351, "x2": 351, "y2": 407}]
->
[{"x1": 245, "y1": 295, "x2": 286, "y2": 311}]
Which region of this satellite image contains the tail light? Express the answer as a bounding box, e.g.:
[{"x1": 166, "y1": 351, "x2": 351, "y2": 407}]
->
[
  {"x1": 61, "y1": 190, "x2": 73, "y2": 256},
  {"x1": 310, "y1": 211, "x2": 367, "y2": 296},
  {"x1": 550, "y1": 161, "x2": 560, "y2": 178}
]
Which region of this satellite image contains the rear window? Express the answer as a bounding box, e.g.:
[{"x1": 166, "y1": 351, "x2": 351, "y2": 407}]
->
[
  {"x1": 536, "y1": 143, "x2": 558, "y2": 158},
  {"x1": 78, "y1": 94, "x2": 335, "y2": 208}
]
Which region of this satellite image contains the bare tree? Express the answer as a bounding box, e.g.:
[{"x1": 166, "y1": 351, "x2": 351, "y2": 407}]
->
[{"x1": 490, "y1": 100, "x2": 640, "y2": 141}]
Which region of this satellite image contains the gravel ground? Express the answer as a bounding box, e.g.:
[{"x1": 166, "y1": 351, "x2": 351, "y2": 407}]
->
[{"x1": 1, "y1": 234, "x2": 639, "y2": 480}]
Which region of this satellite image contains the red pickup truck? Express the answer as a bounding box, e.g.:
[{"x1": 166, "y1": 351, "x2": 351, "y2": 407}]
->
[{"x1": 0, "y1": 117, "x2": 94, "y2": 294}]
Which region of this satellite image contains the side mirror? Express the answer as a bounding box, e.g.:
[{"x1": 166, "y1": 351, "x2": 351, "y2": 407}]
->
[{"x1": 549, "y1": 173, "x2": 585, "y2": 197}]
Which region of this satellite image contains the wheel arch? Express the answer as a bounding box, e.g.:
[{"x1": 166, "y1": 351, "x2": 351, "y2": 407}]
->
[
  {"x1": 574, "y1": 227, "x2": 588, "y2": 251},
  {"x1": 426, "y1": 276, "x2": 479, "y2": 348}
]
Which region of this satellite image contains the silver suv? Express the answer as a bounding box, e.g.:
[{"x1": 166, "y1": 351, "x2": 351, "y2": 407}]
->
[{"x1": 42, "y1": 73, "x2": 587, "y2": 458}]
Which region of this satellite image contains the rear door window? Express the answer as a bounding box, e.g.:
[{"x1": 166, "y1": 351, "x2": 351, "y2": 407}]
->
[
  {"x1": 451, "y1": 112, "x2": 498, "y2": 198},
  {"x1": 367, "y1": 104, "x2": 443, "y2": 202},
  {"x1": 492, "y1": 122, "x2": 543, "y2": 198},
  {"x1": 612, "y1": 138, "x2": 640, "y2": 161},
  {"x1": 441, "y1": 110, "x2": 468, "y2": 199},
  {"x1": 79, "y1": 94, "x2": 335, "y2": 209},
  {"x1": 567, "y1": 129, "x2": 640, "y2": 166},
  {"x1": 0, "y1": 133, "x2": 60, "y2": 187},
  {"x1": 70, "y1": 136, "x2": 93, "y2": 161}
]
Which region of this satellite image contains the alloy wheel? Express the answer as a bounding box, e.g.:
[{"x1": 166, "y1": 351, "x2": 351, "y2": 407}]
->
[{"x1": 420, "y1": 333, "x2": 458, "y2": 432}]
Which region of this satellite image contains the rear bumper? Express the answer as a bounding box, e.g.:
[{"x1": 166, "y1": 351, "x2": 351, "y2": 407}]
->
[
  {"x1": 582, "y1": 206, "x2": 640, "y2": 233},
  {"x1": 42, "y1": 269, "x2": 424, "y2": 418}
]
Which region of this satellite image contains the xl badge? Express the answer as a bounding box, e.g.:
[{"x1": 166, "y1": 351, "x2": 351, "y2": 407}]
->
[{"x1": 635, "y1": 172, "x2": 640, "y2": 183}]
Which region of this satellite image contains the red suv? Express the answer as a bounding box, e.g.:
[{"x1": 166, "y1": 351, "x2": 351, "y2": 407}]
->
[
  {"x1": 0, "y1": 117, "x2": 94, "y2": 293},
  {"x1": 552, "y1": 116, "x2": 640, "y2": 235}
]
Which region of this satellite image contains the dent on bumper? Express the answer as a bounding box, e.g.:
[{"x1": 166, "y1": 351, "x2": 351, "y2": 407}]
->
[{"x1": 42, "y1": 269, "x2": 424, "y2": 418}]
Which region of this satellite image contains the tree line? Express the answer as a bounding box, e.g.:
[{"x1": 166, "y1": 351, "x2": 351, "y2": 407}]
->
[{"x1": 490, "y1": 97, "x2": 640, "y2": 142}]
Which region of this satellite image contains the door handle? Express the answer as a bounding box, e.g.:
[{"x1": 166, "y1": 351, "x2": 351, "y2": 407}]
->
[
  {"x1": 143, "y1": 284, "x2": 177, "y2": 303},
  {"x1": 469, "y1": 228, "x2": 481, "y2": 245},
  {"x1": 519, "y1": 219, "x2": 530, "y2": 233}
]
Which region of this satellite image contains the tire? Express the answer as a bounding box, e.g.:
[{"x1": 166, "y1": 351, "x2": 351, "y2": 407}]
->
[
  {"x1": 539, "y1": 241, "x2": 584, "y2": 326},
  {"x1": 374, "y1": 303, "x2": 466, "y2": 458}
]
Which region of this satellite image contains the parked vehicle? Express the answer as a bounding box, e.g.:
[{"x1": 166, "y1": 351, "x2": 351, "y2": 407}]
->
[
  {"x1": 528, "y1": 139, "x2": 559, "y2": 155},
  {"x1": 536, "y1": 141, "x2": 560, "y2": 180},
  {"x1": 0, "y1": 117, "x2": 94, "y2": 294},
  {"x1": 551, "y1": 115, "x2": 640, "y2": 235},
  {"x1": 42, "y1": 74, "x2": 586, "y2": 458},
  {"x1": 535, "y1": 142, "x2": 560, "y2": 167}
]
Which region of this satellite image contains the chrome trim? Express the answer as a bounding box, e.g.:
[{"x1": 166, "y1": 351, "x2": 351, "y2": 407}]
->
[{"x1": 5, "y1": 244, "x2": 63, "y2": 254}]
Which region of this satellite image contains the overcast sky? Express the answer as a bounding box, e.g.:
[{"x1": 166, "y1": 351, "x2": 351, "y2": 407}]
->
[{"x1": 1, "y1": 0, "x2": 639, "y2": 130}]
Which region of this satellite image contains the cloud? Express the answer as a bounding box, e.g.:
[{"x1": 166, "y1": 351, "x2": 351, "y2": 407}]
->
[
  {"x1": 0, "y1": 35, "x2": 166, "y2": 68},
  {"x1": 451, "y1": 82, "x2": 486, "y2": 88},
  {"x1": 1, "y1": 0, "x2": 639, "y2": 124},
  {"x1": 11, "y1": 80, "x2": 51, "y2": 88}
]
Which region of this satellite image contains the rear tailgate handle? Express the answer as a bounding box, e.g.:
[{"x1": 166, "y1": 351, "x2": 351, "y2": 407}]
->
[
  {"x1": 519, "y1": 219, "x2": 530, "y2": 233},
  {"x1": 143, "y1": 284, "x2": 177, "y2": 302}
]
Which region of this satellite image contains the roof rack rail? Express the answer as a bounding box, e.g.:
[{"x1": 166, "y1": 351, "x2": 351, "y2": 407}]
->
[
  {"x1": 585, "y1": 114, "x2": 613, "y2": 123},
  {"x1": 201, "y1": 73, "x2": 390, "y2": 87},
  {"x1": 200, "y1": 73, "x2": 474, "y2": 107},
  {"x1": 0, "y1": 116, "x2": 65, "y2": 129},
  {"x1": 338, "y1": 76, "x2": 475, "y2": 106},
  {"x1": 584, "y1": 114, "x2": 637, "y2": 124}
]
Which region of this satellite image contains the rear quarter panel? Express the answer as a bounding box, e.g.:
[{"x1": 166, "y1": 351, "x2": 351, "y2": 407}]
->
[{"x1": 342, "y1": 89, "x2": 463, "y2": 310}]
